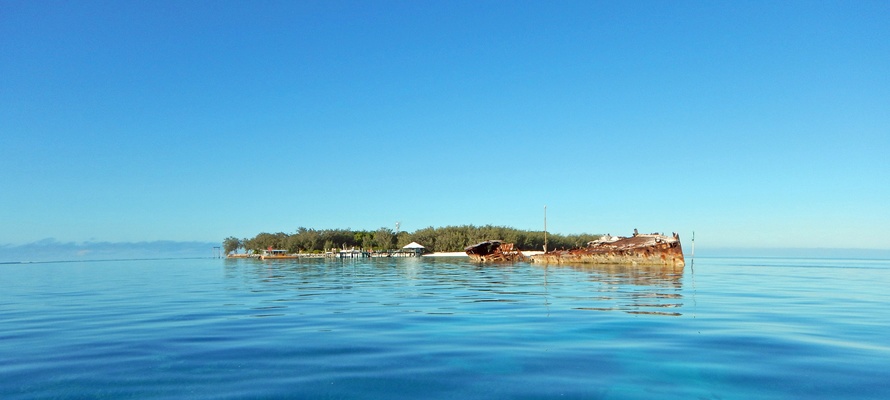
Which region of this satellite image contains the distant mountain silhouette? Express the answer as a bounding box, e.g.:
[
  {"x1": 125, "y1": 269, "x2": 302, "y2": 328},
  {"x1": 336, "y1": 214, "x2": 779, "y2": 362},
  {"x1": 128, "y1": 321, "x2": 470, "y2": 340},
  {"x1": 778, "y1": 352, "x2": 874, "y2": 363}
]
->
[{"x1": 0, "y1": 239, "x2": 219, "y2": 263}]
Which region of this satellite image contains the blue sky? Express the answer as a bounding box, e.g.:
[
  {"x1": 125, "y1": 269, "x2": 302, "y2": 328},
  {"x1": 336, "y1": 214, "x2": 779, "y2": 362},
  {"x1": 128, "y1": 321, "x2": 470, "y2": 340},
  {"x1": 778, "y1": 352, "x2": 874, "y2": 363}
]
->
[{"x1": 2, "y1": 0, "x2": 888, "y2": 250}]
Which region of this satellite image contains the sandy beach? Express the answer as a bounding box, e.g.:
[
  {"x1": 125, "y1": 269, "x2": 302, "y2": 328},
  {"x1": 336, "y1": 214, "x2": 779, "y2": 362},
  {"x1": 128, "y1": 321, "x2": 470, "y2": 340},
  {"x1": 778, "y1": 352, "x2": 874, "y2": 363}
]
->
[
  {"x1": 422, "y1": 252, "x2": 467, "y2": 257},
  {"x1": 424, "y1": 251, "x2": 545, "y2": 257}
]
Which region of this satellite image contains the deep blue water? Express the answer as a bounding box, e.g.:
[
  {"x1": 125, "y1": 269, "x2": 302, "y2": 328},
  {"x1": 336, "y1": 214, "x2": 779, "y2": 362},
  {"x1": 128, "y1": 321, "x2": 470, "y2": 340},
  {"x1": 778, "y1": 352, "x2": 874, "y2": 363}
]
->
[{"x1": 2, "y1": 256, "x2": 889, "y2": 399}]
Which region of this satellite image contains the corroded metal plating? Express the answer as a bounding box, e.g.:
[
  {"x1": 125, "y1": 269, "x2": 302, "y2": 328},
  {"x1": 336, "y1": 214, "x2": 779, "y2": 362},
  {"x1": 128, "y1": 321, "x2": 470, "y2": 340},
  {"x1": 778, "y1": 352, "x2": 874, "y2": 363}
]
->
[
  {"x1": 531, "y1": 231, "x2": 685, "y2": 267},
  {"x1": 465, "y1": 240, "x2": 526, "y2": 262}
]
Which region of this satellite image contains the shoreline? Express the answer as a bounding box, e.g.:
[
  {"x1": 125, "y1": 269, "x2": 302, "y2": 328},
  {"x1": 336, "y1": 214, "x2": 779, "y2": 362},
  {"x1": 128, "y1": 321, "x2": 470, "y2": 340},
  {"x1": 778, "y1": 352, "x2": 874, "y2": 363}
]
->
[
  {"x1": 424, "y1": 251, "x2": 545, "y2": 258},
  {"x1": 423, "y1": 252, "x2": 466, "y2": 257}
]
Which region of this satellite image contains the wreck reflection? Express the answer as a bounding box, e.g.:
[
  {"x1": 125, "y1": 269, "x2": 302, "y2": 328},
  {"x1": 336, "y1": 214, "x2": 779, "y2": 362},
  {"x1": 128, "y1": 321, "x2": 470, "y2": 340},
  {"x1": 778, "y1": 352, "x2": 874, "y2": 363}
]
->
[
  {"x1": 222, "y1": 257, "x2": 686, "y2": 317},
  {"x1": 541, "y1": 263, "x2": 685, "y2": 316}
]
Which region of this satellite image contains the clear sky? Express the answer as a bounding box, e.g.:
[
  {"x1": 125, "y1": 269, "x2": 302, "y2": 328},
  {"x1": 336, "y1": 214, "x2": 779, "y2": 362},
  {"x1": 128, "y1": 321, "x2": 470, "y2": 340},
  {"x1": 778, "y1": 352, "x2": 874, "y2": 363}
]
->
[{"x1": 2, "y1": 0, "x2": 888, "y2": 250}]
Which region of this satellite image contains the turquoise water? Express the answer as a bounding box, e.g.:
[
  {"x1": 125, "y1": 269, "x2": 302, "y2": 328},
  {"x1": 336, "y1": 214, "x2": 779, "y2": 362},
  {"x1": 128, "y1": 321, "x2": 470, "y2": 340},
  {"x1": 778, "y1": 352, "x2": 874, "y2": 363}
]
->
[{"x1": 2, "y1": 256, "x2": 889, "y2": 399}]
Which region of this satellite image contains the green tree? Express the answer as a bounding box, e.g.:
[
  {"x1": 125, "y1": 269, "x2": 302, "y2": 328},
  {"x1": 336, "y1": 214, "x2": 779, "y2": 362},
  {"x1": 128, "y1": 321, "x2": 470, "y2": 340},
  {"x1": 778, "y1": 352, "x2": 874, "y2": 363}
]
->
[
  {"x1": 234, "y1": 225, "x2": 604, "y2": 254},
  {"x1": 222, "y1": 236, "x2": 240, "y2": 255},
  {"x1": 374, "y1": 227, "x2": 395, "y2": 250},
  {"x1": 362, "y1": 235, "x2": 373, "y2": 250},
  {"x1": 408, "y1": 226, "x2": 438, "y2": 252},
  {"x1": 395, "y1": 231, "x2": 411, "y2": 248},
  {"x1": 250, "y1": 232, "x2": 287, "y2": 252},
  {"x1": 301, "y1": 228, "x2": 320, "y2": 252},
  {"x1": 285, "y1": 234, "x2": 301, "y2": 253}
]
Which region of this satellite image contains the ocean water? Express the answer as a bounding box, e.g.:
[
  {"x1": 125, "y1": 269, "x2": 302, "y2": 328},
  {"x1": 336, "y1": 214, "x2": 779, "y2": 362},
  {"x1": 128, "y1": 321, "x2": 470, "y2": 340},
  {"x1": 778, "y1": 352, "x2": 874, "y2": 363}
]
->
[{"x1": 2, "y1": 256, "x2": 889, "y2": 399}]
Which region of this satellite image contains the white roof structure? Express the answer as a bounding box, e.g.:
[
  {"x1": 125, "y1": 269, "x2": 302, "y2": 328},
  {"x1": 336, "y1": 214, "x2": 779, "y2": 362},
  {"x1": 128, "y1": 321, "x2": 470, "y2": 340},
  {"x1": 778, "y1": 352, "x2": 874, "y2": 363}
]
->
[{"x1": 402, "y1": 242, "x2": 425, "y2": 249}]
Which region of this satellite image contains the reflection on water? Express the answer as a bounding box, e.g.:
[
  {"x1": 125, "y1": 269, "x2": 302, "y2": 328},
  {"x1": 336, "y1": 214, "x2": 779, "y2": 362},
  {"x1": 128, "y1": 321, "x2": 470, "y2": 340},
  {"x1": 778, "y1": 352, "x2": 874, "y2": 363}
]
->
[
  {"x1": 552, "y1": 263, "x2": 685, "y2": 316},
  {"x1": 5, "y1": 257, "x2": 889, "y2": 400},
  {"x1": 223, "y1": 257, "x2": 686, "y2": 317},
  {"x1": 552, "y1": 265, "x2": 683, "y2": 316}
]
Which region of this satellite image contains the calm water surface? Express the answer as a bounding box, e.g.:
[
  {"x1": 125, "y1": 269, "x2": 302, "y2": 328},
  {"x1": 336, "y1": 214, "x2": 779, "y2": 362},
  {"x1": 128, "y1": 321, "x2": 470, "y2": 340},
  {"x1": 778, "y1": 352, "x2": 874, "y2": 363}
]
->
[{"x1": 2, "y1": 256, "x2": 889, "y2": 399}]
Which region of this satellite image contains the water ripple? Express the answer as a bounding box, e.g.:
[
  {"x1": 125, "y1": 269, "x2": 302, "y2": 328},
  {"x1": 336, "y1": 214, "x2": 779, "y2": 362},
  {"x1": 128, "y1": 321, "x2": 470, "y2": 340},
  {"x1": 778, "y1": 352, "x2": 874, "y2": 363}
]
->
[{"x1": 2, "y1": 257, "x2": 889, "y2": 399}]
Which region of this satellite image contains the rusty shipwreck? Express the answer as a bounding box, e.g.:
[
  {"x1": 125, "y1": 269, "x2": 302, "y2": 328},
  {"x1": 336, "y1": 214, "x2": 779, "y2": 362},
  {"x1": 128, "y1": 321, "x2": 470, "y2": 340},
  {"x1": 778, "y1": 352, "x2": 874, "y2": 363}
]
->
[
  {"x1": 465, "y1": 240, "x2": 526, "y2": 262},
  {"x1": 531, "y1": 230, "x2": 685, "y2": 267}
]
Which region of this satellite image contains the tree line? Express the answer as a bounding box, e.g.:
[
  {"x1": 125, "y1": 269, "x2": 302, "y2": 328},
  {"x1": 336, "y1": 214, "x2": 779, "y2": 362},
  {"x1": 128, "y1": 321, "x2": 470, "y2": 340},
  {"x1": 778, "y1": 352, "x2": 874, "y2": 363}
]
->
[{"x1": 223, "y1": 225, "x2": 602, "y2": 255}]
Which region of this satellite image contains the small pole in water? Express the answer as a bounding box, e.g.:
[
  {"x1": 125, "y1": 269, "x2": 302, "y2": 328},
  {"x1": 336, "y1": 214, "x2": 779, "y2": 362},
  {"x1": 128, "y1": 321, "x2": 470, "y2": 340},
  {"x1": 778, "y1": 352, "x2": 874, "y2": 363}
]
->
[
  {"x1": 543, "y1": 205, "x2": 548, "y2": 253},
  {"x1": 691, "y1": 231, "x2": 695, "y2": 258}
]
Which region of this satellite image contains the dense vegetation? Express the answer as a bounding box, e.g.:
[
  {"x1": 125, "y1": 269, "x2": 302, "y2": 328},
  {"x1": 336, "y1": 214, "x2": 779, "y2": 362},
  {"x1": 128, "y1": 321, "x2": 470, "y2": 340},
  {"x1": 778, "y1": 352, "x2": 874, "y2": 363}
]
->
[{"x1": 223, "y1": 225, "x2": 603, "y2": 255}]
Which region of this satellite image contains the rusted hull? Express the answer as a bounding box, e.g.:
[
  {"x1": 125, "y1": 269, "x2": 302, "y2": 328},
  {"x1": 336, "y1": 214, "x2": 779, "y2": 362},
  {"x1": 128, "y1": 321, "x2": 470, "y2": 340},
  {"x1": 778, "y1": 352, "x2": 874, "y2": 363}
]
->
[
  {"x1": 467, "y1": 252, "x2": 525, "y2": 262},
  {"x1": 531, "y1": 251, "x2": 684, "y2": 267},
  {"x1": 531, "y1": 233, "x2": 685, "y2": 267},
  {"x1": 465, "y1": 241, "x2": 526, "y2": 262}
]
